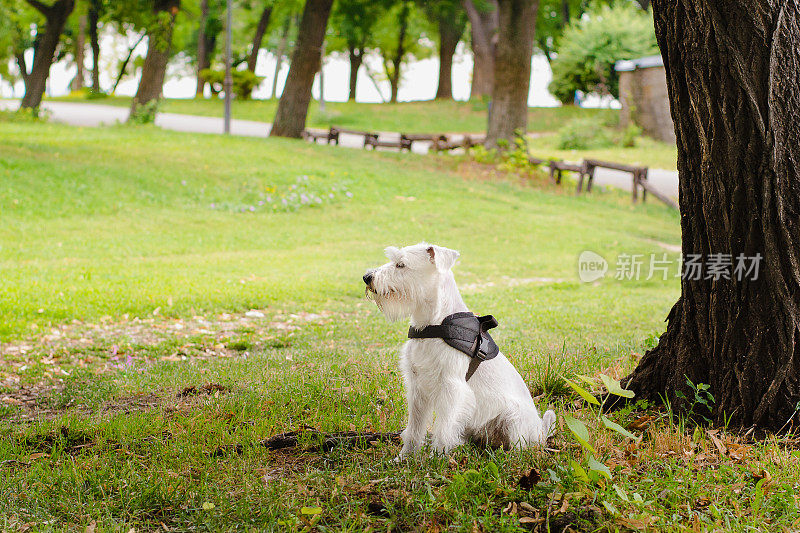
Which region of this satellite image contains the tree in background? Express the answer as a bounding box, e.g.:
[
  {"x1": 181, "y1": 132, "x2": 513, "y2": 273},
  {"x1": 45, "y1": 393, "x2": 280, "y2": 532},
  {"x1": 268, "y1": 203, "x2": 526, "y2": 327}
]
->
[
  {"x1": 245, "y1": 1, "x2": 273, "y2": 73},
  {"x1": 328, "y1": 0, "x2": 386, "y2": 101},
  {"x1": 547, "y1": 2, "x2": 657, "y2": 104},
  {"x1": 462, "y1": 0, "x2": 496, "y2": 100},
  {"x1": 194, "y1": 0, "x2": 222, "y2": 96},
  {"x1": 426, "y1": 0, "x2": 466, "y2": 100},
  {"x1": 623, "y1": 0, "x2": 800, "y2": 431},
  {"x1": 128, "y1": 0, "x2": 181, "y2": 121},
  {"x1": 372, "y1": 0, "x2": 432, "y2": 103},
  {"x1": 270, "y1": 0, "x2": 333, "y2": 137},
  {"x1": 484, "y1": 0, "x2": 537, "y2": 147},
  {"x1": 68, "y1": 12, "x2": 87, "y2": 91},
  {"x1": 18, "y1": 0, "x2": 76, "y2": 109}
]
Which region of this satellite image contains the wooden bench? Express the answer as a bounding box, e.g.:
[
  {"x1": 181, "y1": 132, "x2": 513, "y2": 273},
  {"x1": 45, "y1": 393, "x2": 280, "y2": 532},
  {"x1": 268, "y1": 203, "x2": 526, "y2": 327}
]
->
[
  {"x1": 365, "y1": 135, "x2": 412, "y2": 151},
  {"x1": 548, "y1": 160, "x2": 587, "y2": 187}
]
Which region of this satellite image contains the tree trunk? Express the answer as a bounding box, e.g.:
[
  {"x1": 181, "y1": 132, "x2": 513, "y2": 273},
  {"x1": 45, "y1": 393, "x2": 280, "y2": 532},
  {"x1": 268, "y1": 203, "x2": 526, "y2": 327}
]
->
[
  {"x1": 70, "y1": 14, "x2": 86, "y2": 91},
  {"x1": 20, "y1": 0, "x2": 76, "y2": 109},
  {"x1": 270, "y1": 0, "x2": 333, "y2": 138},
  {"x1": 247, "y1": 5, "x2": 272, "y2": 73},
  {"x1": 463, "y1": 0, "x2": 497, "y2": 100},
  {"x1": 484, "y1": 0, "x2": 537, "y2": 148},
  {"x1": 638, "y1": 0, "x2": 651, "y2": 9},
  {"x1": 622, "y1": 0, "x2": 800, "y2": 431},
  {"x1": 195, "y1": 0, "x2": 210, "y2": 96},
  {"x1": 389, "y1": 1, "x2": 410, "y2": 104},
  {"x1": 347, "y1": 45, "x2": 363, "y2": 101},
  {"x1": 269, "y1": 15, "x2": 292, "y2": 99},
  {"x1": 129, "y1": 0, "x2": 180, "y2": 120},
  {"x1": 435, "y1": 14, "x2": 463, "y2": 100},
  {"x1": 89, "y1": 0, "x2": 100, "y2": 92}
]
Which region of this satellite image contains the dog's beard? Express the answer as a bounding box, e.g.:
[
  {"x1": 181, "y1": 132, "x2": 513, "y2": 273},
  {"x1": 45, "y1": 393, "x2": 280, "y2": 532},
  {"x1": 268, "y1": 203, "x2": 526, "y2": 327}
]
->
[{"x1": 365, "y1": 286, "x2": 414, "y2": 322}]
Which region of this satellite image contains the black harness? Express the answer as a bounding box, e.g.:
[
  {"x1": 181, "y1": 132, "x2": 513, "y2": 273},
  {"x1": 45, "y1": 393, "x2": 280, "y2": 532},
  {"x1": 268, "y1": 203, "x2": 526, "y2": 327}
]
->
[{"x1": 408, "y1": 312, "x2": 500, "y2": 381}]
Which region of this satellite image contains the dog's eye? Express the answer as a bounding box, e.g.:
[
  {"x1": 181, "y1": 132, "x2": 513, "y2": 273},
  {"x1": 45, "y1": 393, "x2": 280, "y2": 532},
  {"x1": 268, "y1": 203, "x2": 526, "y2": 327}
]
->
[{"x1": 396, "y1": 263, "x2": 405, "y2": 269}]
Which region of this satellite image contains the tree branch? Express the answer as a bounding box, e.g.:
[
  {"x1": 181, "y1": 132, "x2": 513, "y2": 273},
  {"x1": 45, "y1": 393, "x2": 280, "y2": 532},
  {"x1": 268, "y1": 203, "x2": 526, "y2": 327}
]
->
[{"x1": 25, "y1": 0, "x2": 52, "y2": 16}]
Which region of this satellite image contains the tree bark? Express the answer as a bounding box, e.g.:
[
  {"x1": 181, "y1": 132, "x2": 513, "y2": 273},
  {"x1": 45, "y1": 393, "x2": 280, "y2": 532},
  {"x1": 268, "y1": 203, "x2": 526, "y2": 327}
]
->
[
  {"x1": 20, "y1": 0, "x2": 76, "y2": 109},
  {"x1": 463, "y1": 0, "x2": 497, "y2": 100},
  {"x1": 347, "y1": 45, "x2": 363, "y2": 101},
  {"x1": 435, "y1": 13, "x2": 463, "y2": 100},
  {"x1": 129, "y1": 0, "x2": 180, "y2": 120},
  {"x1": 270, "y1": 0, "x2": 333, "y2": 138},
  {"x1": 269, "y1": 15, "x2": 292, "y2": 99},
  {"x1": 484, "y1": 0, "x2": 537, "y2": 148},
  {"x1": 247, "y1": 5, "x2": 272, "y2": 73},
  {"x1": 388, "y1": 2, "x2": 410, "y2": 104},
  {"x1": 622, "y1": 0, "x2": 800, "y2": 431},
  {"x1": 70, "y1": 14, "x2": 86, "y2": 91},
  {"x1": 195, "y1": 0, "x2": 210, "y2": 96},
  {"x1": 89, "y1": 0, "x2": 100, "y2": 92}
]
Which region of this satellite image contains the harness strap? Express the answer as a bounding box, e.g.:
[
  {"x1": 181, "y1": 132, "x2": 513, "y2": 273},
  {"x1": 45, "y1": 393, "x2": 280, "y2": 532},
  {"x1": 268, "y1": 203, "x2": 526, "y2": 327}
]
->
[{"x1": 407, "y1": 312, "x2": 499, "y2": 382}]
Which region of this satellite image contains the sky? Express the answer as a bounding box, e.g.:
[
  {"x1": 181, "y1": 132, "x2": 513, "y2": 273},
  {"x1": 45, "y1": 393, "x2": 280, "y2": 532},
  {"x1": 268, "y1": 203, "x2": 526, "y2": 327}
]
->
[{"x1": 1, "y1": 32, "x2": 617, "y2": 109}]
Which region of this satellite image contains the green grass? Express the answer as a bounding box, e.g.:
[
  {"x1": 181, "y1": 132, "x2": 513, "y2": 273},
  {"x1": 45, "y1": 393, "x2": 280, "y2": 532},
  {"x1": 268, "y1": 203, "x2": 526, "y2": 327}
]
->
[
  {"x1": 2, "y1": 120, "x2": 797, "y2": 532},
  {"x1": 528, "y1": 133, "x2": 678, "y2": 170},
  {"x1": 50, "y1": 94, "x2": 618, "y2": 134}
]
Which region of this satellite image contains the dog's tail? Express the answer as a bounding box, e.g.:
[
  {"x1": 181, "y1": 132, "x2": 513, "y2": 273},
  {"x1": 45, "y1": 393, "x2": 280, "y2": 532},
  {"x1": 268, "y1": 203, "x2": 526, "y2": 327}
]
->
[{"x1": 542, "y1": 409, "x2": 556, "y2": 441}]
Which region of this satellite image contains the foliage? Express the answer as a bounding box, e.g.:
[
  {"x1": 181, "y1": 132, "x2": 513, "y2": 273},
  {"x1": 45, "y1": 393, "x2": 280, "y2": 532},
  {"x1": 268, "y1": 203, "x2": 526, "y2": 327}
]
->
[
  {"x1": 548, "y1": 2, "x2": 659, "y2": 103},
  {"x1": 675, "y1": 376, "x2": 715, "y2": 426},
  {"x1": 556, "y1": 117, "x2": 613, "y2": 150},
  {"x1": 199, "y1": 67, "x2": 265, "y2": 99},
  {"x1": 328, "y1": 0, "x2": 388, "y2": 53},
  {"x1": 371, "y1": 0, "x2": 434, "y2": 92},
  {"x1": 128, "y1": 98, "x2": 160, "y2": 123}
]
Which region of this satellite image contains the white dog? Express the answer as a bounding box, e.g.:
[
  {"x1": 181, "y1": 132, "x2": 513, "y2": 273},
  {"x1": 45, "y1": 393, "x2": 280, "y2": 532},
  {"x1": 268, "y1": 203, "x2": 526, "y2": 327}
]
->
[{"x1": 363, "y1": 243, "x2": 556, "y2": 459}]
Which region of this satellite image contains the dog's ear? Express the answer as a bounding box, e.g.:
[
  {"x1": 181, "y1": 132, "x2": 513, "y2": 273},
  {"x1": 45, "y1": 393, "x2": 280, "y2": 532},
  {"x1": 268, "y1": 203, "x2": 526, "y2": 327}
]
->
[
  {"x1": 384, "y1": 246, "x2": 401, "y2": 260},
  {"x1": 427, "y1": 245, "x2": 460, "y2": 271}
]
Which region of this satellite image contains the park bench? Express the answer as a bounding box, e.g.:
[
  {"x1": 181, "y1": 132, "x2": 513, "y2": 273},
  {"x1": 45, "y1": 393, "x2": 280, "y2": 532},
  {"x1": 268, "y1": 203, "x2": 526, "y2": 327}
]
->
[
  {"x1": 364, "y1": 134, "x2": 413, "y2": 151},
  {"x1": 582, "y1": 159, "x2": 676, "y2": 209},
  {"x1": 548, "y1": 160, "x2": 587, "y2": 186}
]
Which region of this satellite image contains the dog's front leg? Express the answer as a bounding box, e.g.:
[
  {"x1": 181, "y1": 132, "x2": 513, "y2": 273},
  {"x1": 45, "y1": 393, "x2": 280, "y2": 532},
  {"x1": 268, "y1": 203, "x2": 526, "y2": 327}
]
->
[
  {"x1": 398, "y1": 375, "x2": 433, "y2": 460},
  {"x1": 431, "y1": 380, "x2": 475, "y2": 455}
]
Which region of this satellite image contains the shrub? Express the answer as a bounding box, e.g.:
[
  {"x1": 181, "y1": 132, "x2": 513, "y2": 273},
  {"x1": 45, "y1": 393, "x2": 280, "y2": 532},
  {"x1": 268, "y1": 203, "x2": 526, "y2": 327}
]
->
[
  {"x1": 556, "y1": 117, "x2": 613, "y2": 150},
  {"x1": 200, "y1": 68, "x2": 265, "y2": 100},
  {"x1": 548, "y1": 2, "x2": 659, "y2": 103}
]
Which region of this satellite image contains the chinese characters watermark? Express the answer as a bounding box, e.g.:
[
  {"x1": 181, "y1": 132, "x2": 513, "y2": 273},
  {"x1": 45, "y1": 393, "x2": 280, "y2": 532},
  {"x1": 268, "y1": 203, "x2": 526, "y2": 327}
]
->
[{"x1": 578, "y1": 252, "x2": 762, "y2": 282}]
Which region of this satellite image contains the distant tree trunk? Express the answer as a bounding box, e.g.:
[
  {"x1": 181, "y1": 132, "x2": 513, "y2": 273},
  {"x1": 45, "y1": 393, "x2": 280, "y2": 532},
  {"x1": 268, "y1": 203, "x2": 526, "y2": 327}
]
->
[
  {"x1": 129, "y1": 0, "x2": 180, "y2": 120},
  {"x1": 20, "y1": 0, "x2": 76, "y2": 109},
  {"x1": 347, "y1": 45, "x2": 363, "y2": 101},
  {"x1": 463, "y1": 0, "x2": 497, "y2": 100},
  {"x1": 388, "y1": 1, "x2": 410, "y2": 104},
  {"x1": 270, "y1": 0, "x2": 333, "y2": 138},
  {"x1": 247, "y1": 5, "x2": 272, "y2": 72},
  {"x1": 484, "y1": 0, "x2": 537, "y2": 147},
  {"x1": 435, "y1": 15, "x2": 463, "y2": 100},
  {"x1": 269, "y1": 15, "x2": 292, "y2": 99},
  {"x1": 621, "y1": 0, "x2": 800, "y2": 431},
  {"x1": 70, "y1": 15, "x2": 86, "y2": 91},
  {"x1": 89, "y1": 0, "x2": 101, "y2": 92},
  {"x1": 195, "y1": 0, "x2": 210, "y2": 96}
]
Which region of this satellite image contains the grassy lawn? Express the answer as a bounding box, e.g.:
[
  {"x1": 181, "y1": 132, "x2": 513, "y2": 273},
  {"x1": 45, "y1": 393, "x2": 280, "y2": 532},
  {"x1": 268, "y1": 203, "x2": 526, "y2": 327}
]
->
[
  {"x1": 1, "y1": 120, "x2": 797, "y2": 532},
  {"x1": 50, "y1": 94, "x2": 618, "y2": 134},
  {"x1": 528, "y1": 133, "x2": 678, "y2": 171}
]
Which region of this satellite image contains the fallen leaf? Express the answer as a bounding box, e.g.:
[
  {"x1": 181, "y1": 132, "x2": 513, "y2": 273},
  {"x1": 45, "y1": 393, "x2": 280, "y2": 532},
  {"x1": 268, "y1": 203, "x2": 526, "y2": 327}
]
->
[{"x1": 519, "y1": 468, "x2": 541, "y2": 490}]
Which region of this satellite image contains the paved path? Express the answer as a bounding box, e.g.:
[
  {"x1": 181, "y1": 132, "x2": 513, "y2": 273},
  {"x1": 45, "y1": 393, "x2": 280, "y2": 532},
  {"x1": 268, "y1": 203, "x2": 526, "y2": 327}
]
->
[{"x1": 1, "y1": 100, "x2": 678, "y2": 200}]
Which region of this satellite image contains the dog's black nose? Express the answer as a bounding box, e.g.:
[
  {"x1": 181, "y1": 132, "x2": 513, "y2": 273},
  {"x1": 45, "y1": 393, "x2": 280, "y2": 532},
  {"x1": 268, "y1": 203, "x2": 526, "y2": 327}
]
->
[{"x1": 363, "y1": 272, "x2": 373, "y2": 285}]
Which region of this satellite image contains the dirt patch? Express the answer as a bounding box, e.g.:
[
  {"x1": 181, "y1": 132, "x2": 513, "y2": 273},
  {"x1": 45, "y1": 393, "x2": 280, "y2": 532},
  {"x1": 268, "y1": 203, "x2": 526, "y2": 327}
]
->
[
  {"x1": 211, "y1": 429, "x2": 401, "y2": 457},
  {"x1": 21, "y1": 426, "x2": 96, "y2": 453},
  {"x1": 177, "y1": 382, "x2": 230, "y2": 399}
]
